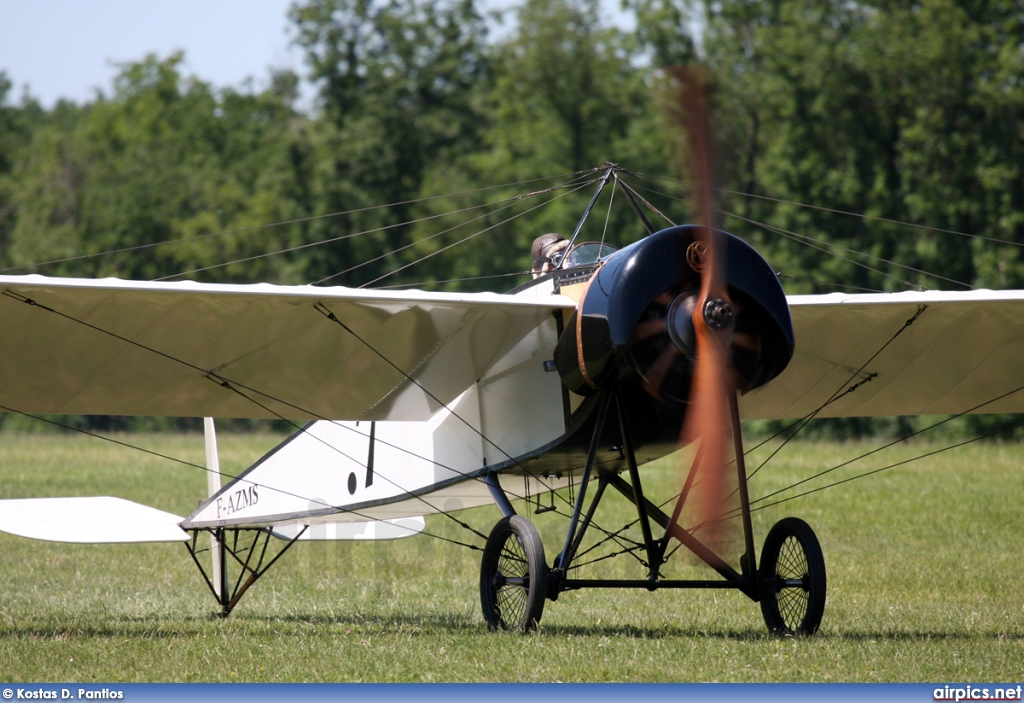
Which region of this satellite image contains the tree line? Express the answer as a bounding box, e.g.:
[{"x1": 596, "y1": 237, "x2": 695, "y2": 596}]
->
[{"x1": 0, "y1": 0, "x2": 1022, "y2": 436}]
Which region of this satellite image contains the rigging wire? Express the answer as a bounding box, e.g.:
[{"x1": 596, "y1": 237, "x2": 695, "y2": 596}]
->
[
  {"x1": 0, "y1": 169, "x2": 626, "y2": 552},
  {"x1": 633, "y1": 170, "x2": 1015, "y2": 248},
  {"x1": 4, "y1": 165, "x2": 1022, "y2": 578},
  {"x1": 626, "y1": 171, "x2": 1016, "y2": 294},
  {"x1": 622, "y1": 176, "x2": 969, "y2": 292},
  {"x1": 154, "y1": 186, "x2": 568, "y2": 283},
  {"x1": 777, "y1": 274, "x2": 884, "y2": 294},
  {"x1": 0, "y1": 171, "x2": 591, "y2": 276},
  {"x1": 613, "y1": 174, "x2": 677, "y2": 230},
  {"x1": 723, "y1": 209, "x2": 974, "y2": 291},
  {"x1": 158, "y1": 170, "x2": 599, "y2": 283},
  {"x1": 720, "y1": 187, "x2": 1022, "y2": 248},
  {"x1": 748, "y1": 415, "x2": 1024, "y2": 517},
  {"x1": 313, "y1": 172, "x2": 600, "y2": 285},
  {"x1": 741, "y1": 306, "x2": 925, "y2": 485},
  {"x1": 376, "y1": 271, "x2": 533, "y2": 290},
  {"x1": 0, "y1": 286, "x2": 566, "y2": 550},
  {"x1": 355, "y1": 179, "x2": 597, "y2": 288},
  {"x1": 634, "y1": 167, "x2": 1024, "y2": 546},
  {"x1": 742, "y1": 380, "x2": 1024, "y2": 516}
]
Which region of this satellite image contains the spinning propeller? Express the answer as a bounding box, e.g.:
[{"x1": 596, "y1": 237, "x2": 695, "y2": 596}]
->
[
  {"x1": 552, "y1": 72, "x2": 795, "y2": 560},
  {"x1": 616, "y1": 68, "x2": 744, "y2": 545},
  {"x1": 669, "y1": 66, "x2": 735, "y2": 544},
  {"x1": 489, "y1": 70, "x2": 809, "y2": 631}
]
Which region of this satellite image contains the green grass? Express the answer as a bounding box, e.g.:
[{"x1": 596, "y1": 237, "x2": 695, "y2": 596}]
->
[{"x1": 1, "y1": 431, "x2": 1023, "y2": 682}]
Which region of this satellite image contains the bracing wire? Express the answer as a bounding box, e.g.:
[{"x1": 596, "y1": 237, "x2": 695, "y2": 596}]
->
[
  {"x1": 0, "y1": 171, "x2": 591, "y2": 276},
  {"x1": 156, "y1": 174, "x2": 599, "y2": 284},
  {"x1": 4, "y1": 165, "x2": 1021, "y2": 577},
  {"x1": 0, "y1": 169, "x2": 627, "y2": 555},
  {"x1": 722, "y1": 209, "x2": 974, "y2": 291}
]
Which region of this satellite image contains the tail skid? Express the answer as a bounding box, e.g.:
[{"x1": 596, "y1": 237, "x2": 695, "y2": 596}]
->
[
  {"x1": 0, "y1": 417, "x2": 427, "y2": 618},
  {"x1": 0, "y1": 415, "x2": 433, "y2": 615},
  {"x1": 186, "y1": 515, "x2": 426, "y2": 617}
]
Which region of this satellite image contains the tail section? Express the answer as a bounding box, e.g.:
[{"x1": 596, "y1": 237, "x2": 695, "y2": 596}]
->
[{"x1": 0, "y1": 496, "x2": 187, "y2": 543}]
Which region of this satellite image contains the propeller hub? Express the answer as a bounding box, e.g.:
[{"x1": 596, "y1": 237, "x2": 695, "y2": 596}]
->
[{"x1": 703, "y1": 298, "x2": 735, "y2": 331}]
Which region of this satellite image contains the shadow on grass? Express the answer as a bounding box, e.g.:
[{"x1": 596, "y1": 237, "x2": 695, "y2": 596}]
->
[
  {"x1": 1, "y1": 610, "x2": 482, "y2": 639},
  {"x1": 0, "y1": 617, "x2": 214, "y2": 640},
  {"x1": 539, "y1": 623, "x2": 771, "y2": 640},
  {"x1": 820, "y1": 629, "x2": 1024, "y2": 643},
  {"x1": 5, "y1": 611, "x2": 1023, "y2": 643},
  {"x1": 236, "y1": 610, "x2": 482, "y2": 632},
  {"x1": 537, "y1": 622, "x2": 1024, "y2": 642}
]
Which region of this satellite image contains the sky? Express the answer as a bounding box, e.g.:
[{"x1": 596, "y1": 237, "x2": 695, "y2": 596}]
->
[
  {"x1": 0, "y1": 0, "x2": 633, "y2": 109},
  {"x1": 0, "y1": 0, "x2": 304, "y2": 107}
]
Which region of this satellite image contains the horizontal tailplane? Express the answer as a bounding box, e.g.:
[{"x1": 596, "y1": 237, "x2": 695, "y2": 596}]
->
[
  {"x1": 270, "y1": 516, "x2": 425, "y2": 541},
  {"x1": 0, "y1": 497, "x2": 188, "y2": 543}
]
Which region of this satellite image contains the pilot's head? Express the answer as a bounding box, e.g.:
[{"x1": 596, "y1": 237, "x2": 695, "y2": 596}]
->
[{"x1": 531, "y1": 233, "x2": 568, "y2": 278}]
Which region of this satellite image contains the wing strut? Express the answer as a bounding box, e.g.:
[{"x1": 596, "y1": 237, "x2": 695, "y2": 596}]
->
[{"x1": 545, "y1": 388, "x2": 755, "y2": 594}]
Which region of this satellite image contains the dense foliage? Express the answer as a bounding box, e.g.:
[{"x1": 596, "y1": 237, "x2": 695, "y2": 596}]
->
[{"x1": 0, "y1": 0, "x2": 1022, "y2": 436}]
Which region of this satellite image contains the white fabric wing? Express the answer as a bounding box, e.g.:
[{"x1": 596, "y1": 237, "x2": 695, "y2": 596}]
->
[
  {"x1": 741, "y1": 289, "x2": 1024, "y2": 419},
  {"x1": 0, "y1": 275, "x2": 574, "y2": 421}
]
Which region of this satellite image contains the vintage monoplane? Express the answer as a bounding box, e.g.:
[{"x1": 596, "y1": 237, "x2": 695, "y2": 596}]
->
[{"x1": 1, "y1": 159, "x2": 1023, "y2": 636}]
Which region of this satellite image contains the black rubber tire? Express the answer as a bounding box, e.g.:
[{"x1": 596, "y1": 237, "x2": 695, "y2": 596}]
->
[
  {"x1": 479, "y1": 515, "x2": 548, "y2": 632},
  {"x1": 759, "y1": 517, "x2": 826, "y2": 635}
]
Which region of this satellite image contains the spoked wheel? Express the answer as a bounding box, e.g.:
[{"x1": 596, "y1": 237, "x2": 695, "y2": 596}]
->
[
  {"x1": 759, "y1": 517, "x2": 826, "y2": 636},
  {"x1": 480, "y1": 515, "x2": 548, "y2": 632}
]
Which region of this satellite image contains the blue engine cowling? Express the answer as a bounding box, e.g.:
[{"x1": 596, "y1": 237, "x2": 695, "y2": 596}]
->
[{"x1": 553, "y1": 225, "x2": 794, "y2": 403}]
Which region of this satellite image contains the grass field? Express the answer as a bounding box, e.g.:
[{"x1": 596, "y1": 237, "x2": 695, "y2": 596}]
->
[{"x1": 0, "y1": 430, "x2": 1022, "y2": 682}]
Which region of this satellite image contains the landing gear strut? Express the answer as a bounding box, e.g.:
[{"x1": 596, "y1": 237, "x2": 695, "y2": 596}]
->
[{"x1": 478, "y1": 389, "x2": 827, "y2": 634}]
